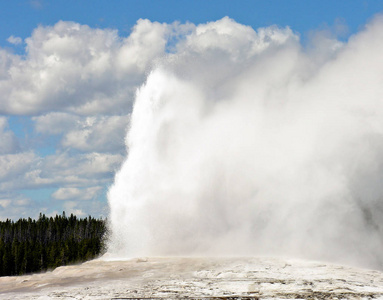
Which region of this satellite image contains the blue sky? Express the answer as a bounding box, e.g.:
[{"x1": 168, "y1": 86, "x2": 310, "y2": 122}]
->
[
  {"x1": 2, "y1": 1, "x2": 383, "y2": 46},
  {"x1": 0, "y1": 0, "x2": 383, "y2": 220}
]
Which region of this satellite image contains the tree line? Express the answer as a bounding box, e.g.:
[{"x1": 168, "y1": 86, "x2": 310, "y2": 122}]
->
[{"x1": 0, "y1": 212, "x2": 106, "y2": 276}]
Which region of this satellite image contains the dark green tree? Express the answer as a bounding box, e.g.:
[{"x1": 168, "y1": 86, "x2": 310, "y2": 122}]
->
[{"x1": 0, "y1": 212, "x2": 106, "y2": 276}]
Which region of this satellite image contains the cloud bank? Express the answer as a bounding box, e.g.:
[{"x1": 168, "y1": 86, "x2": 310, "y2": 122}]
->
[
  {"x1": 0, "y1": 19, "x2": 185, "y2": 219},
  {"x1": 107, "y1": 16, "x2": 383, "y2": 269}
]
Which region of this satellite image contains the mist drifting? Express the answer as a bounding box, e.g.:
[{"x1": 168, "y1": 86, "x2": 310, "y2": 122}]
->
[{"x1": 108, "y1": 16, "x2": 383, "y2": 269}]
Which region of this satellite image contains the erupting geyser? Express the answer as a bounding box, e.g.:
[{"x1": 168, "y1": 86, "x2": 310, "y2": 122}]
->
[{"x1": 107, "y1": 16, "x2": 383, "y2": 269}]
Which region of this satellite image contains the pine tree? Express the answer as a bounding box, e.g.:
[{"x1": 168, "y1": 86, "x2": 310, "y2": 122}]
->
[{"x1": 0, "y1": 212, "x2": 106, "y2": 276}]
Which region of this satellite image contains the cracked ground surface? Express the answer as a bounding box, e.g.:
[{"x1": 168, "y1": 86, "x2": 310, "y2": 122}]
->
[{"x1": 1, "y1": 257, "x2": 383, "y2": 299}]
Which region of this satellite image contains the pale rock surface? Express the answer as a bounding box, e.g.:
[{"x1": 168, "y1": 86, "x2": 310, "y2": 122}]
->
[{"x1": 1, "y1": 257, "x2": 383, "y2": 299}]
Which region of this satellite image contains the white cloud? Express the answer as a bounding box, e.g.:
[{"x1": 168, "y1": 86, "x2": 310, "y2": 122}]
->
[
  {"x1": 79, "y1": 152, "x2": 124, "y2": 175},
  {"x1": 29, "y1": 0, "x2": 44, "y2": 9},
  {"x1": 7, "y1": 35, "x2": 23, "y2": 45},
  {"x1": 0, "y1": 199, "x2": 11, "y2": 208},
  {"x1": 0, "y1": 194, "x2": 32, "y2": 220},
  {"x1": 33, "y1": 112, "x2": 129, "y2": 154},
  {"x1": 15, "y1": 198, "x2": 31, "y2": 206},
  {"x1": 115, "y1": 19, "x2": 168, "y2": 75},
  {"x1": 0, "y1": 152, "x2": 36, "y2": 181},
  {"x1": 0, "y1": 117, "x2": 19, "y2": 154},
  {"x1": 0, "y1": 19, "x2": 191, "y2": 220},
  {"x1": 178, "y1": 17, "x2": 296, "y2": 58},
  {"x1": 52, "y1": 186, "x2": 102, "y2": 201},
  {"x1": 33, "y1": 112, "x2": 80, "y2": 135},
  {"x1": 61, "y1": 115, "x2": 129, "y2": 153},
  {"x1": 0, "y1": 20, "x2": 183, "y2": 116},
  {"x1": 62, "y1": 201, "x2": 85, "y2": 217},
  {"x1": 0, "y1": 49, "x2": 18, "y2": 80},
  {"x1": 28, "y1": 152, "x2": 123, "y2": 187},
  {"x1": 0, "y1": 151, "x2": 123, "y2": 192}
]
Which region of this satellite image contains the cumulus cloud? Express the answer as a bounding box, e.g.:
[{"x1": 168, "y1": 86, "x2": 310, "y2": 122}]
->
[
  {"x1": 0, "y1": 199, "x2": 11, "y2": 209},
  {"x1": 52, "y1": 186, "x2": 102, "y2": 201},
  {"x1": 0, "y1": 152, "x2": 36, "y2": 182},
  {"x1": 0, "y1": 19, "x2": 172, "y2": 219},
  {"x1": 108, "y1": 15, "x2": 383, "y2": 269},
  {"x1": 0, "y1": 147, "x2": 120, "y2": 219},
  {"x1": 0, "y1": 49, "x2": 19, "y2": 80},
  {"x1": 7, "y1": 35, "x2": 23, "y2": 45},
  {"x1": 0, "y1": 151, "x2": 123, "y2": 192},
  {"x1": 0, "y1": 194, "x2": 32, "y2": 220},
  {"x1": 62, "y1": 201, "x2": 85, "y2": 217},
  {"x1": 33, "y1": 112, "x2": 81, "y2": 135},
  {"x1": 0, "y1": 18, "x2": 196, "y2": 220},
  {"x1": 61, "y1": 115, "x2": 129, "y2": 153},
  {"x1": 0, "y1": 19, "x2": 192, "y2": 116},
  {"x1": 0, "y1": 117, "x2": 19, "y2": 154},
  {"x1": 29, "y1": 152, "x2": 123, "y2": 188},
  {"x1": 178, "y1": 17, "x2": 295, "y2": 57},
  {"x1": 33, "y1": 112, "x2": 128, "y2": 153}
]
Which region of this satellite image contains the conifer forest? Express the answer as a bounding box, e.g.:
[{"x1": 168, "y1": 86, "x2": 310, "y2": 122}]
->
[{"x1": 0, "y1": 212, "x2": 106, "y2": 276}]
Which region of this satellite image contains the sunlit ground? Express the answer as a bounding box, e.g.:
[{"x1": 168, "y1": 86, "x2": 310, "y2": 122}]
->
[{"x1": 1, "y1": 257, "x2": 383, "y2": 299}]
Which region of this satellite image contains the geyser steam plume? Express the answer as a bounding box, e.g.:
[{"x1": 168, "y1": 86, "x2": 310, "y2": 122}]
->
[{"x1": 108, "y1": 16, "x2": 383, "y2": 269}]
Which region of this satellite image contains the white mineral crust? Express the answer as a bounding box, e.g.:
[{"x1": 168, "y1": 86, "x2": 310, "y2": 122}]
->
[{"x1": 1, "y1": 257, "x2": 383, "y2": 299}]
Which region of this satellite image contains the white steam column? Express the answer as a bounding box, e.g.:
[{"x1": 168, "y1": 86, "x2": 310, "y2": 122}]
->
[{"x1": 108, "y1": 16, "x2": 383, "y2": 269}]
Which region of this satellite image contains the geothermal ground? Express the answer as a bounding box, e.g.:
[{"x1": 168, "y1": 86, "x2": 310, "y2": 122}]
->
[{"x1": 1, "y1": 257, "x2": 383, "y2": 299}]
